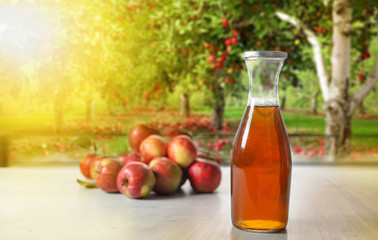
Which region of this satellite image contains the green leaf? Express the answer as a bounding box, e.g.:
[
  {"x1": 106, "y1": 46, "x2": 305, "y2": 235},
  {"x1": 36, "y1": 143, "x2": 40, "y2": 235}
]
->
[
  {"x1": 71, "y1": 136, "x2": 92, "y2": 149},
  {"x1": 76, "y1": 179, "x2": 98, "y2": 188}
]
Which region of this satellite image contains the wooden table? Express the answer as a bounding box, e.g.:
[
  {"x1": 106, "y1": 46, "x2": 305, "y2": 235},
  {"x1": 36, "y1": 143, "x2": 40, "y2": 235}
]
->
[{"x1": 0, "y1": 165, "x2": 377, "y2": 240}]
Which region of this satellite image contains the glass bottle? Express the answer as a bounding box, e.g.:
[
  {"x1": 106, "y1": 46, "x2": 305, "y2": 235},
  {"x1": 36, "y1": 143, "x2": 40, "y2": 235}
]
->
[{"x1": 231, "y1": 51, "x2": 292, "y2": 232}]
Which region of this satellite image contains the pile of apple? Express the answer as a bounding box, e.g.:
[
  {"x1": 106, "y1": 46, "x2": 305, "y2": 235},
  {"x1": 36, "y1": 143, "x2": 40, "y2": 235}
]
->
[{"x1": 78, "y1": 124, "x2": 222, "y2": 199}]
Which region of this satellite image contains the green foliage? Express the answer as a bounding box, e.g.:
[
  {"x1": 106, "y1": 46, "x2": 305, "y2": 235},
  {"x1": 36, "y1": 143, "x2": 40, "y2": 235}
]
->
[
  {"x1": 71, "y1": 136, "x2": 93, "y2": 149},
  {"x1": 0, "y1": 0, "x2": 376, "y2": 117}
]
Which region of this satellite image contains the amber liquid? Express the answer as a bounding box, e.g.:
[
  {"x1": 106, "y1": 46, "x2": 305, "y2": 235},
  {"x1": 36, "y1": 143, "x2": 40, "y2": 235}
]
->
[{"x1": 231, "y1": 105, "x2": 292, "y2": 232}]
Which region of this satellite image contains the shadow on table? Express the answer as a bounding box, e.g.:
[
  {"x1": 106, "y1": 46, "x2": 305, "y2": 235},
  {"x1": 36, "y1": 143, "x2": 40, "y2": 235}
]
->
[
  {"x1": 187, "y1": 188, "x2": 221, "y2": 196},
  {"x1": 230, "y1": 227, "x2": 287, "y2": 240},
  {"x1": 142, "y1": 185, "x2": 223, "y2": 200},
  {"x1": 140, "y1": 188, "x2": 187, "y2": 200}
]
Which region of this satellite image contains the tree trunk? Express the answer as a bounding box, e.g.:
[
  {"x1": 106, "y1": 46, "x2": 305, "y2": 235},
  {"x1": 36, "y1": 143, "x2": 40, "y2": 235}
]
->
[
  {"x1": 275, "y1": 11, "x2": 329, "y2": 100},
  {"x1": 55, "y1": 102, "x2": 64, "y2": 133},
  {"x1": 213, "y1": 84, "x2": 225, "y2": 130},
  {"x1": 54, "y1": 91, "x2": 65, "y2": 133},
  {"x1": 86, "y1": 99, "x2": 95, "y2": 122},
  {"x1": 180, "y1": 92, "x2": 190, "y2": 117},
  {"x1": 358, "y1": 102, "x2": 366, "y2": 115},
  {"x1": 0, "y1": 135, "x2": 9, "y2": 167},
  {"x1": 276, "y1": 3, "x2": 378, "y2": 162},
  {"x1": 324, "y1": 0, "x2": 352, "y2": 162},
  {"x1": 311, "y1": 91, "x2": 320, "y2": 114},
  {"x1": 324, "y1": 100, "x2": 351, "y2": 161}
]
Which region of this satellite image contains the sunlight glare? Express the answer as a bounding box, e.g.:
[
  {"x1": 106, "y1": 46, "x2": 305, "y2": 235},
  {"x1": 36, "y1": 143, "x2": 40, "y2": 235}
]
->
[{"x1": 0, "y1": 4, "x2": 51, "y2": 63}]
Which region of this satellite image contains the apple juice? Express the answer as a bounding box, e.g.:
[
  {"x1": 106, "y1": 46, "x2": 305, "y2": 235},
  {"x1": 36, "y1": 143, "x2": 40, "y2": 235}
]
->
[{"x1": 231, "y1": 104, "x2": 291, "y2": 232}]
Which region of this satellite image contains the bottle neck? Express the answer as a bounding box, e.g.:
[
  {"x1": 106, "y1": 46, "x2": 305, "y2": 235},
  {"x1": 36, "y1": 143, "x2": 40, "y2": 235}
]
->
[{"x1": 245, "y1": 59, "x2": 283, "y2": 107}]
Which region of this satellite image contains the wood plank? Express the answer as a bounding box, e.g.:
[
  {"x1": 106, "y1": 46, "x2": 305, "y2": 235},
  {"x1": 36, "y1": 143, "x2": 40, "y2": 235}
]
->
[{"x1": 0, "y1": 166, "x2": 377, "y2": 240}]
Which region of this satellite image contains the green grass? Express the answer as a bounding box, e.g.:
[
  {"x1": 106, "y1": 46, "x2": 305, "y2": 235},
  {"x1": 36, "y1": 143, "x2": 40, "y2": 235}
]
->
[
  {"x1": 2, "y1": 107, "x2": 378, "y2": 163},
  {"x1": 2, "y1": 107, "x2": 377, "y2": 138},
  {"x1": 0, "y1": 114, "x2": 86, "y2": 135},
  {"x1": 0, "y1": 110, "x2": 169, "y2": 135},
  {"x1": 224, "y1": 106, "x2": 378, "y2": 148},
  {"x1": 225, "y1": 106, "x2": 326, "y2": 132},
  {"x1": 2, "y1": 107, "x2": 377, "y2": 132},
  {"x1": 0, "y1": 115, "x2": 54, "y2": 133}
]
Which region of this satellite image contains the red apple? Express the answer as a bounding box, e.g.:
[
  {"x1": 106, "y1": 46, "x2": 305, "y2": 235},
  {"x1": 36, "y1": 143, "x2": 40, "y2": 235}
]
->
[
  {"x1": 117, "y1": 162, "x2": 156, "y2": 199},
  {"x1": 215, "y1": 60, "x2": 223, "y2": 69},
  {"x1": 118, "y1": 152, "x2": 142, "y2": 165},
  {"x1": 149, "y1": 157, "x2": 183, "y2": 194},
  {"x1": 196, "y1": 151, "x2": 208, "y2": 158},
  {"x1": 225, "y1": 38, "x2": 232, "y2": 46},
  {"x1": 230, "y1": 37, "x2": 238, "y2": 45},
  {"x1": 168, "y1": 130, "x2": 192, "y2": 138},
  {"x1": 188, "y1": 158, "x2": 221, "y2": 193},
  {"x1": 96, "y1": 158, "x2": 123, "y2": 193},
  {"x1": 79, "y1": 154, "x2": 98, "y2": 179},
  {"x1": 90, "y1": 155, "x2": 105, "y2": 180},
  {"x1": 90, "y1": 156, "x2": 118, "y2": 180},
  {"x1": 139, "y1": 135, "x2": 167, "y2": 164},
  {"x1": 167, "y1": 135, "x2": 197, "y2": 168},
  {"x1": 221, "y1": 17, "x2": 230, "y2": 28},
  {"x1": 196, "y1": 152, "x2": 222, "y2": 164},
  {"x1": 128, "y1": 124, "x2": 160, "y2": 152},
  {"x1": 208, "y1": 54, "x2": 216, "y2": 63},
  {"x1": 358, "y1": 72, "x2": 364, "y2": 82}
]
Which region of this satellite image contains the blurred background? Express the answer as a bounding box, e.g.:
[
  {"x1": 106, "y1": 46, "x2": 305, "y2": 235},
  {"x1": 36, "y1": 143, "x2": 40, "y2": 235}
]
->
[{"x1": 0, "y1": 0, "x2": 377, "y2": 166}]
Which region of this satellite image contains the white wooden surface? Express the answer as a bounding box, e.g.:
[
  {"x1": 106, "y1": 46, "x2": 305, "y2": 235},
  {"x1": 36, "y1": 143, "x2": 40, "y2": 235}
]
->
[{"x1": 0, "y1": 166, "x2": 377, "y2": 240}]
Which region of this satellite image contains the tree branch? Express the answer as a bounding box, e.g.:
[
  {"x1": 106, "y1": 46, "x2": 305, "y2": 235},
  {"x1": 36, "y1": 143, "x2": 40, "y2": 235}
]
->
[
  {"x1": 275, "y1": 11, "x2": 330, "y2": 101},
  {"x1": 349, "y1": 58, "x2": 378, "y2": 116},
  {"x1": 235, "y1": 19, "x2": 254, "y2": 28}
]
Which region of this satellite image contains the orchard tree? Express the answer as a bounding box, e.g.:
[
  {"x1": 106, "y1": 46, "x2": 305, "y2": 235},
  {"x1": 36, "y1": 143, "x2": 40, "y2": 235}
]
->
[
  {"x1": 108, "y1": 0, "x2": 314, "y2": 129},
  {"x1": 39, "y1": 0, "x2": 119, "y2": 130},
  {"x1": 145, "y1": 0, "x2": 377, "y2": 161},
  {"x1": 98, "y1": 0, "x2": 171, "y2": 111},
  {"x1": 115, "y1": 0, "x2": 244, "y2": 120},
  {"x1": 143, "y1": 0, "x2": 309, "y2": 128},
  {"x1": 197, "y1": 1, "x2": 314, "y2": 129},
  {"x1": 274, "y1": 0, "x2": 377, "y2": 161},
  {"x1": 96, "y1": 0, "x2": 376, "y2": 164},
  {"x1": 0, "y1": 1, "x2": 54, "y2": 116},
  {"x1": 0, "y1": 0, "x2": 124, "y2": 129},
  {"x1": 146, "y1": 0, "x2": 218, "y2": 117},
  {"x1": 190, "y1": 0, "x2": 376, "y2": 160}
]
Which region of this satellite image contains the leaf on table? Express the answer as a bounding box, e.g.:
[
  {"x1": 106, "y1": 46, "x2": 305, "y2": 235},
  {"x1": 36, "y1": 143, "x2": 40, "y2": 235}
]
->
[
  {"x1": 77, "y1": 179, "x2": 98, "y2": 188},
  {"x1": 71, "y1": 136, "x2": 92, "y2": 149}
]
